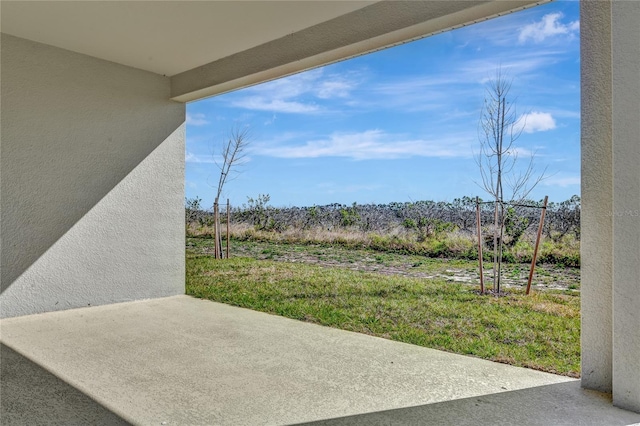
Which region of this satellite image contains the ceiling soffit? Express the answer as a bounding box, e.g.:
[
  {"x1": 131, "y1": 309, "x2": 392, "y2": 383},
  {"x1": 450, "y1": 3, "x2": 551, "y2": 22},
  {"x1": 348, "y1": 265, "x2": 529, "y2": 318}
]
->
[{"x1": 170, "y1": 1, "x2": 546, "y2": 102}]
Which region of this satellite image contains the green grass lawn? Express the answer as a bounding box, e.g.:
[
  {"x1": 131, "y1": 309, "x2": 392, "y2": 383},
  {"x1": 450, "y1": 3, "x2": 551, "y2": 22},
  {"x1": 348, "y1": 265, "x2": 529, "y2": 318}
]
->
[{"x1": 186, "y1": 251, "x2": 580, "y2": 377}]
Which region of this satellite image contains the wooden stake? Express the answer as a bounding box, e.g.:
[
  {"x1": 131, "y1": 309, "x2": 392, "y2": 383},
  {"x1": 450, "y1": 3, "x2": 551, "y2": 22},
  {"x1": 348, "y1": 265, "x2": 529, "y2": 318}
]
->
[
  {"x1": 526, "y1": 196, "x2": 548, "y2": 295},
  {"x1": 214, "y1": 201, "x2": 220, "y2": 259},
  {"x1": 226, "y1": 199, "x2": 230, "y2": 259},
  {"x1": 493, "y1": 201, "x2": 498, "y2": 292},
  {"x1": 476, "y1": 197, "x2": 484, "y2": 294}
]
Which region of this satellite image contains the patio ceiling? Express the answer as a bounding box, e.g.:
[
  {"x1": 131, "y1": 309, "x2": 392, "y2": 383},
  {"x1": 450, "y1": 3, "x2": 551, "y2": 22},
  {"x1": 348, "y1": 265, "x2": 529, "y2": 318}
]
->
[
  {"x1": 1, "y1": 1, "x2": 546, "y2": 101},
  {"x1": 0, "y1": 1, "x2": 376, "y2": 77}
]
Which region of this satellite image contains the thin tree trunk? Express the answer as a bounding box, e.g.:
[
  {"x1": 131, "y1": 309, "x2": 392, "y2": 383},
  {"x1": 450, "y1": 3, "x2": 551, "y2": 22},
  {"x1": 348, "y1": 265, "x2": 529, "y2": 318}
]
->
[
  {"x1": 214, "y1": 198, "x2": 221, "y2": 259},
  {"x1": 497, "y1": 202, "x2": 504, "y2": 294}
]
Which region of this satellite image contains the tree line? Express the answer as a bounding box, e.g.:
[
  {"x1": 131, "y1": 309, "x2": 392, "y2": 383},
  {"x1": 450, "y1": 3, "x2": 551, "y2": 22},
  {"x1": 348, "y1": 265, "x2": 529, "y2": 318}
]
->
[{"x1": 186, "y1": 194, "x2": 580, "y2": 244}]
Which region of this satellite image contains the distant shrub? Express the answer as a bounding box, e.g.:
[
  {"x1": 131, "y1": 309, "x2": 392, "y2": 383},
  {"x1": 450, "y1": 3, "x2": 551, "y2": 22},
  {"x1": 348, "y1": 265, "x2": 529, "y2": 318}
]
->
[{"x1": 187, "y1": 194, "x2": 581, "y2": 265}]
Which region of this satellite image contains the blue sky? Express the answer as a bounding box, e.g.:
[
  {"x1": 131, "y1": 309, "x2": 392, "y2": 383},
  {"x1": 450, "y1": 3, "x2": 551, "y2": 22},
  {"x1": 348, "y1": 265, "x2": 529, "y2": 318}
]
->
[{"x1": 186, "y1": 1, "x2": 580, "y2": 209}]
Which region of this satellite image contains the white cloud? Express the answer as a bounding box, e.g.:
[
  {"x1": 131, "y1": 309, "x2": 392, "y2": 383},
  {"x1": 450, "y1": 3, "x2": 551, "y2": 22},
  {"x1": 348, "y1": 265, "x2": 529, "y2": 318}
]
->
[
  {"x1": 247, "y1": 69, "x2": 323, "y2": 98},
  {"x1": 186, "y1": 113, "x2": 209, "y2": 126},
  {"x1": 367, "y1": 54, "x2": 563, "y2": 114},
  {"x1": 230, "y1": 68, "x2": 362, "y2": 113},
  {"x1": 253, "y1": 130, "x2": 472, "y2": 160},
  {"x1": 462, "y1": 54, "x2": 564, "y2": 84},
  {"x1": 520, "y1": 111, "x2": 557, "y2": 133},
  {"x1": 185, "y1": 151, "x2": 216, "y2": 164},
  {"x1": 543, "y1": 175, "x2": 580, "y2": 187},
  {"x1": 518, "y1": 13, "x2": 579, "y2": 44},
  {"x1": 316, "y1": 182, "x2": 384, "y2": 195},
  {"x1": 264, "y1": 114, "x2": 277, "y2": 125},
  {"x1": 232, "y1": 97, "x2": 320, "y2": 114},
  {"x1": 546, "y1": 108, "x2": 580, "y2": 120},
  {"x1": 373, "y1": 76, "x2": 457, "y2": 95},
  {"x1": 508, "y1": 147, "x2": 535, "y2": 158},
  {"x1": 461, "y1": 11, "x2": 530, "y2": 47},
  {"x1": 317, "y1": 79, "x2": 354, "y2": 99},
  {"x1": 366, "y1": 76, "x2": 469, "y2": 113}
]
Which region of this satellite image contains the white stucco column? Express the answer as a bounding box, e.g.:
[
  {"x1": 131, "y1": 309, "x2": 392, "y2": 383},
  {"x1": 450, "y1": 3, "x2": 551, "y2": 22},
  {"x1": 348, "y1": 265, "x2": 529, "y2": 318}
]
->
[
  {"x1": 611, "y1": 0, "x2": 640, "y2": 413},
  {"x1": 581, "y1": 0, "x2": 640, "y2": 413},
  {"x1": 580, "y1": 0, "x2": 613, "y2": 394}
]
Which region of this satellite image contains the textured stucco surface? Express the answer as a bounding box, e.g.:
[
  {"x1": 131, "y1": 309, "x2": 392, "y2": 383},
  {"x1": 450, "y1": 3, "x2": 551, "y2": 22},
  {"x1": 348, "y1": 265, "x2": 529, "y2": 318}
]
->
[
  {"x1": 581, "y1": 0, "x2": 640, "y2": 413},
  {"x1": 580, "y1": 0, "x2": 613, "y2": 393},
  {"x1": 0, "y1": 34, "x2": 185, "y2": 318},
  {"x1": 611, "y1": 0, "x2": 640, "y2": 413}
]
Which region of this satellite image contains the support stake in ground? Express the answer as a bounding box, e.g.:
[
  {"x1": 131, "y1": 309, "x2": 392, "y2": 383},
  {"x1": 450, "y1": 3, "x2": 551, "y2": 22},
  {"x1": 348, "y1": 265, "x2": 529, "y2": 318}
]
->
[
  {"x1": 526, "y1": 195, "x2": 548, "y2": 295},
  {"x1": 476, "y1": 196, "x2": 484, "y2": 294},
  {"x1": 226, "y1": 199, "x2": 230, "y2": 259}
]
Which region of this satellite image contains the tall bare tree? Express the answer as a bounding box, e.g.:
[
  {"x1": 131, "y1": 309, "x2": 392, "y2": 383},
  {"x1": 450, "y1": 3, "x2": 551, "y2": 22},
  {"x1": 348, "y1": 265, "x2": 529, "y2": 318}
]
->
[
  {"x1": 213, "y1": 126, "x2": 251, "y2": 258},
  {"x1": 476, "y1": 69, "x2": 546, "y2": 293}
]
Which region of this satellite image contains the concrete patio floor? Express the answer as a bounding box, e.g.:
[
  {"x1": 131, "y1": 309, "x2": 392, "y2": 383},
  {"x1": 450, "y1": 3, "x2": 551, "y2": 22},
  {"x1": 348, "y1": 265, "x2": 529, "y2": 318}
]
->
[{"x1": 1, "y1": 295, "x2": 639, "y2": 425}]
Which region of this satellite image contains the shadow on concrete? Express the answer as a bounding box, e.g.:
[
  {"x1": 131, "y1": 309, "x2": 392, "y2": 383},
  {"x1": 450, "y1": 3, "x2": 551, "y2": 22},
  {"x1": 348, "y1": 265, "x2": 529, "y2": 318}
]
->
[
  {"x1": 295, "y1": 381, "x2": 640, "y2": 426},
  {"x1": 0, "y1": 343, "x2": 131, "y2": 425}
]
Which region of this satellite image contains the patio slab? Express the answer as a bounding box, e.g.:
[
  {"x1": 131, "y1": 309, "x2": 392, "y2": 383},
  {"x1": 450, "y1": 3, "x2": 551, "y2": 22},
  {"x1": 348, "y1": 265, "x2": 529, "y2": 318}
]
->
[{"x1": 1, "y1": 295, "x2": 639, "y2": 425}]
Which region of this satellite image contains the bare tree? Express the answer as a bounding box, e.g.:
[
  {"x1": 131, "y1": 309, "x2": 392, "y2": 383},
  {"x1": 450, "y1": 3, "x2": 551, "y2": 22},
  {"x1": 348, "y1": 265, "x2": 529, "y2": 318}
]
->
[
  {"x1": 212, "y1": 126, "x2": 251, "y2": 258},
  {"x1": 476, "y1": 69, "x2": 546, "y2": 293}
]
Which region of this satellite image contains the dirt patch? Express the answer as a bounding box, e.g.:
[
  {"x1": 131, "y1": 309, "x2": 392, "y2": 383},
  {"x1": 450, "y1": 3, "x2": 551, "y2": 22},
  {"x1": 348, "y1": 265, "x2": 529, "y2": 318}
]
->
[{"x1": 188, "y1": 239, "x2": 580, "y2": 292}]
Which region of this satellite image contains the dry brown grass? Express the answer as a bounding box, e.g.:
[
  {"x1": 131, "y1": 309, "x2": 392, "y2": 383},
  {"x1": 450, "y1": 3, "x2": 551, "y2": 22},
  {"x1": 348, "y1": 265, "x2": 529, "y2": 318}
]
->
[{"x1": 187, "y1": 222, "x2": 579, "y2": 266}]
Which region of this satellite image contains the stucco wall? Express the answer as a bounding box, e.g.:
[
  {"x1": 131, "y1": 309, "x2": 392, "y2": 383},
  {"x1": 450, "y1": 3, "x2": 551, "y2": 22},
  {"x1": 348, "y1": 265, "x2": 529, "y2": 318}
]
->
[
  {"x1": 580, "y1": 0, "x2": 613, "y2": 394},
  {"x1": 582, "y1": 0, "x2": 640, "y2": 412},
  {"x1": 0, "y1": 34, "x2": 185, "y2": 318},
  {"x1": 611, "y1": 0, "x2": 640, "y2": 413}
]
